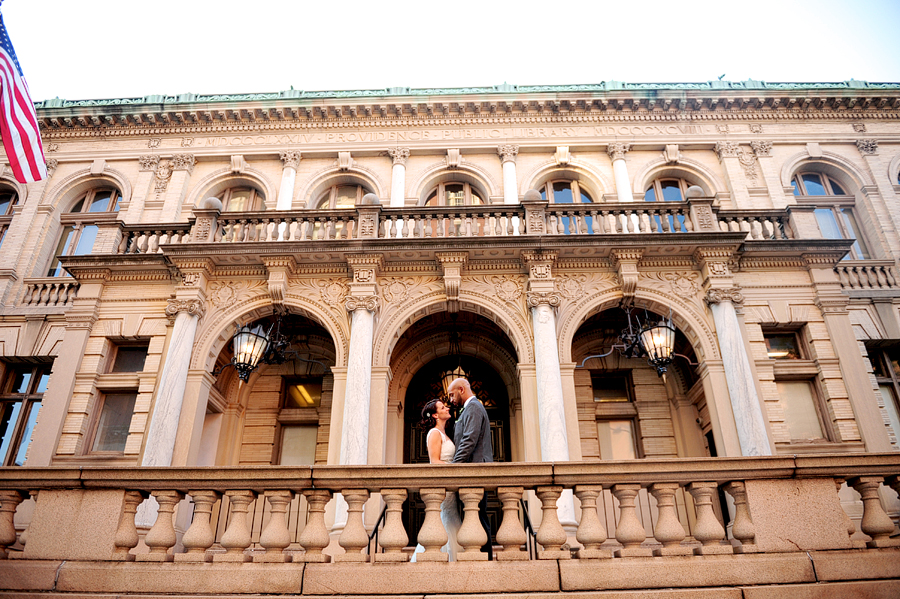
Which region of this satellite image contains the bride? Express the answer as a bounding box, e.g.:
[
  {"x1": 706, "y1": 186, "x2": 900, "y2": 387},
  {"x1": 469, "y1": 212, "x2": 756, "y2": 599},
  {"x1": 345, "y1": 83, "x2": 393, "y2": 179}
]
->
[{"x1": 411, "y1": 398, "x2": 463, "y2": 561}]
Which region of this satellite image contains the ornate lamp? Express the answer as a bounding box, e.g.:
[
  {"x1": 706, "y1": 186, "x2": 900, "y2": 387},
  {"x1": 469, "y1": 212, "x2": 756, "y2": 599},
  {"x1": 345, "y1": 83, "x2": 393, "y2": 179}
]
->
[
  {"x1": 639, "y1": 316, "x2": 676, "y2": 377},
  {"x1": 230, "y1": 324, "x2": 271, "y2": 382}
]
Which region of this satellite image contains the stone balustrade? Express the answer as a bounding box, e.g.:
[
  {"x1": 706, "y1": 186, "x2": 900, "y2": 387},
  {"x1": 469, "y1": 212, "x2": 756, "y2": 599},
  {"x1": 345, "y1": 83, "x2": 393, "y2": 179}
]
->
[
  {"x1": 715, "y1": 210, "x2": 794, "y2": 240},
  {"x1": 835, "y1": 260, "x2": 899, "y2": 291},
  {"x1": 20, "y1": 278, "x2": 79, "y2": 307},
  {"x1": 118, "y1": 223, "x2": 192, "y2": 254}
]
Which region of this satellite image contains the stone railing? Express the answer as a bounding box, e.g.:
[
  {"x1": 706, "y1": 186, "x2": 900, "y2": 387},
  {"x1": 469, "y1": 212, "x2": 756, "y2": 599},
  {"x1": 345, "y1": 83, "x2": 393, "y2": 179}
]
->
[
  {"x1": 715, "y1": 209, "x2": 795, "y2": 240},
  {"x1": 836, "y1": 260, "x2": 899, "y2": 291},
  {"x1": 20, "y1": 277, "x2": 79, "y2": 307},
  {"x1": 118, "y1": 223, "x2": 192, "y2": 254}
]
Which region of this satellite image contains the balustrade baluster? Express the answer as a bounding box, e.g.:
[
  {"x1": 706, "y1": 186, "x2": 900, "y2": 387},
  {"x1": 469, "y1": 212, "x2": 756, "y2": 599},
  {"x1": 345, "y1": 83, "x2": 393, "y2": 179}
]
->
[
  {"x1": 295, "y1": 489, "x2": 331, "y2": 563},
  {"x1": 424, "y1": 214, "x2": 433, "y2": 238},
  {"x1": 254, "y1": 490, "x2": 293, "y2": 562},
  {"x1": 574, "y1": 485, "x2": 611, "y2": 559},
  {"x1": 850, "y1": 477, "x2": 900, "y2": 548},
  {"x1": 612, "y1": 484, "x2": 651, "y2": 557},
  {"x1": 136, "y1": 490, "x2": 184, "y2": 562},
  {"x1": 650, "y1": 483, "x2": 691, "y2": 555},
  {"x1": 885, "y1": 267, "x2": 897, "y2": 287},
  {"x1": 415, "y1": 487, "x2": 449, "y2": 562},
  {"x1": 399, "y1": 215, "x2": 409, "y2": 239},
  {"x1": 0, "y1": 490, "x2": 25, "y2": 558},
  {"x1": 335, "y1": 489, "x2": 369, "y2": 562},
  {"x1": 15, "y1": 490, "x2": 36, "y2": 553},
  {"x1": 213, "y1": 490, "x2": 255, "y2": 562},
  {"x1": 832, "y1": 479, "x2": 865, "y2": 549},
  {"x1": 876, "y1": 267, "x2": 889, "y2": 288},
  {"x1": 375, "y1": 488, "x2": 408, "y2": 562},
  {"x1": 866, "y1": 267, "x2": 880, "y2": 289},
  {"x1": 535, "y1": 486, "x2": 569, "y2": 559},
  {"x1": 687, "y1": 482, "x2": 732, "y2": 555},
  {"x1": 614, "y1": 212, "x2": 624, "y2": 234},
  {"x1": 457, "y1": 487, "x2": 489, "y2": 561},
  {"x1": 848, "y1": 267, "x2": 862, "y2": 288},
  {"x1": 149, "y1": 231, "x2": 161, "y2": 252},
  {"x1": 836, "y1": 267, "x2": 852, "y2": 288},
  {"x1": 590, "y1": 209, "x2": 601, "y2": 234},
  {"x1": 648, "y1": 210, "x2": 661, "y2": 233},
  {"x1": 495, "y1": 486, "x2": 527, "y2": 561},
  {"x1": 723, "y1": 482, "x2": 758, "y2": 553},
  {"x1": 298, "y1": 219, "x2": 310, "y2": 241},
  {"x1": 117, "y1": 232, "x2": 130, "y2": 254},
  {"x1": 176, "y1": 490, "x2": 220, "y2": 562},
  {"x1": 681, "y1": 209, "x2": 693, "y2": 232}
]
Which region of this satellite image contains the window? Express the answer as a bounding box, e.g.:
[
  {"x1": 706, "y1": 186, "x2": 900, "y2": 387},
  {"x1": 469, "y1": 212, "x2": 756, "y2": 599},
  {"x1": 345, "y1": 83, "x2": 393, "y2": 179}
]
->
[
  {"x1": 284, "y1": 379, "x2": 322, "y2": 408},
  {"x1": 219, "y1": 187, "x2": 263, "y2": 212},
  {"x1": 597, "y1": 420, "x2": 638, "y2": 460},
  {"x1": 591, "y1": 373, "x2": 631, "y2": 402},
  {"x1": 764, "y1": 331, "x2": 829, "y2": 443},
  {"x1": 791, "y1": 173, "x2": 847, "y2": 196},
  {"x1": 644, "y1": 178, "x2": 690, "y2": 202},
  {"x1": 592, "y1": 371, "x2": 640, "y2": 459},
  {"x1": 425, "y1": 182, "x2": 484, "y2": 206},
  {"x1": 0, "y1": 364, "x2": 50, "y2": 466},
  {"x1": 765, "y1": 333, "x2": 802, "y2": 360},
  {"x1": 110, "y1": 344, "x2": 148, "y2": 373},
  {"x1": 0, "y1": 189, "x2": 16, "y2": 251},
  {"x1": 90, "y1": 392, "x2": 136, "y2": 453},
  {"x1": 812, "y1": 205, "x2": 870, "y2": 259},
  {"x1": 277, "y1": 377, "x2": 322, "y2": 465},
  {"x1": 870, "y1": 349, "x2": 900, "y2": 444},
  {"x1": 47, "y1": 187, "x2": 122, "y2": 277},
  {"x1": 316, "y1": 184, "x2": 371, "y2": 209},
  {"x1": 539, "y1": 180, "x2": 594, "y2": 204}
]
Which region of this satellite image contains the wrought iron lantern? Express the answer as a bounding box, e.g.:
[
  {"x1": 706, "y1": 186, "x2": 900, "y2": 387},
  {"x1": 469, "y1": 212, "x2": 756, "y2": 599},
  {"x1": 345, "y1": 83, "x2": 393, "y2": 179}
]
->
[
  {"x1": 577, "y1": 308, "x2": 679, "y2": 378},
  {"x1": 229, "y1": 324, "x2": 271, "y2": 382}
]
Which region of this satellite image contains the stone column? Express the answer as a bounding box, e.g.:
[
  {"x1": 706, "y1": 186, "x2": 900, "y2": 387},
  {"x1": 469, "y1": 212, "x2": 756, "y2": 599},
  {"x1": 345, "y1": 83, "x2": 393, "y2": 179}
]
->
[
  {"x1": 387, "y1": 148, "x2": 409, "y2": 208},
  {"x1": 142, "y1": 297, "x2": 206, "y2": 466},
  {"x1": 160, "y1": 154, "x2": 195, "y2": 222},
  {"x1": 856, "y1": 140, "x2": 900, "y2": 261},
  {"x1": 498, "y1": 145, "x2": 519, "y2": 204},
  {"x1": 277, "y1": 151, "x2": 301, "y2": 210},
  {"x1": 607, "y1": 143, "x2": 634, "y2": 202}
]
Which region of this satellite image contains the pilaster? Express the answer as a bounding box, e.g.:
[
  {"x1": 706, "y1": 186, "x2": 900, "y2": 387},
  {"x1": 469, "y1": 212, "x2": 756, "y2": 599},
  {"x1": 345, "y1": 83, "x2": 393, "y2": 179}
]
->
[
  {"x1": 160, "y1": 153, "x2": 195, "y2": 222},
  {"x1": 715, "y1": 141, "x2": 751, "y2": 207},
  {"x1": 607, "y1": 143, "x2": 634, "y2": 202},
  {"x1": 498, "y1": 144, "x2": 519, "y2": 205},
  {"x1": 388, "y1": 148, "x2": 409, "y2": 208},
  {"x1": 277, "y1": 151, "x2": 301, "y2": 211}
]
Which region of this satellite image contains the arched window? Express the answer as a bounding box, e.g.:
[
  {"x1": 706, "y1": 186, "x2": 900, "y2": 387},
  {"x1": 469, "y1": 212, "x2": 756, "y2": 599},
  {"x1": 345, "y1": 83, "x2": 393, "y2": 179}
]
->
[
  {"x1": 791, "y1": 173, "x2": 847, "y2": 196},
  {"x1": 219, "y1": 186, "x2": 264, "y2": 212},
  {"x1": 315, "y1": 184, "x2": 371, "y2": 209},
  {"x1": 48, "y1": 187, "x2": 123, "y2": 277},
  {"x1": 0, "y1": 188, "x2": 19, "y2": 251},
  {"x1": 644, "y1": 178, "x2": 690, "y2": 202},
  {"x1": 791, "y1": 170, "x2": 869, "y2": 260},
  {"x1": 425, "y1": 182, "x2": 484, "y2": 206},
  {"x1": 539, "y1": 180, "x2": 594, "y2": 204}
]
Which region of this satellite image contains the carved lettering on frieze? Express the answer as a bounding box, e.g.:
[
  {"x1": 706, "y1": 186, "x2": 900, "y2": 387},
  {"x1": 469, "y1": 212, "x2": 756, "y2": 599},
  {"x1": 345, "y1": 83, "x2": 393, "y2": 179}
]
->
[
  {"x1": 379, "y1": 277, "x2": 412, "y2": 303},
  {"x1": 182, "y1": 137, "x2": 194, "y2": 147},
  {"x1": 148, "y1": 138, "x2": 161, "y2": 148},
  {"x1": 318, "y1": 279, "x2": 349, "y2": 306},
  {"x1": 704, "y1": 287, "x2": 744, "y2": 306},
  {"x1": 856, "y1": 139, "x2": 878, "y2": 155},
  {"x1": 491, "y1": 275, "x2": 523, "y2": 303}
]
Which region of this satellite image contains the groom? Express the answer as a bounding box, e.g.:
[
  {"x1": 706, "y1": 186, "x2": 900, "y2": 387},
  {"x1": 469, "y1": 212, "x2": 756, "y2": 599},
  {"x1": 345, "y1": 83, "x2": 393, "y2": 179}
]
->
[{"x1": 448, "y1": 376, "x2": 493, "y2": 560}]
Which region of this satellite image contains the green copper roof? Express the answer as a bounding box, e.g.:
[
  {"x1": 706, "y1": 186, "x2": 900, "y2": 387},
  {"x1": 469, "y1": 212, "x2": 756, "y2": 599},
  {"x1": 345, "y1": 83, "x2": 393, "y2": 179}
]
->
[{"x1": 35, "y1": 80, "x2": 900, "y2": 109}]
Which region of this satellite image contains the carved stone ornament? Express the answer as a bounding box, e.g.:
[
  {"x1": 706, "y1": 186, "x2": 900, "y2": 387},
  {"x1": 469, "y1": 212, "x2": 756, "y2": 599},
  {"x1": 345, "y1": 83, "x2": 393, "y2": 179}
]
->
[
  {"x1": 856, "y1": 139, "x2": 878, "y2": 155},
  {"x1": 379, "y1": 277, "x2": 412, "y2": 303},
  {"x1": 526, "y1": 291, "x2": 561, "y2": 308},
  {"x1": 695, "y1": 204, "x2": 715, "y2": 230},
  {"x1": 749, "y1": 124, "x2": 763, "y2": 134},
  {"x1": 66, "y1": 314, "x2": 98, "y2": 330},
  {"x1": 497, "y1": 144, "x2": 519, "y2": 164},
  {"x1": 318, "y1": 279, "x2": 349, "y2": 306},
  {"x1": 714, "y1": 141, "x2": 740, "y2": 160},
  {"x1": 387, "y1": 147, "x2": 410, "y2": 166},
  {"x1": 148, "y1": 138, "x2": 161, "y2": 148},
  {"x1": 491, "y1": 275, "x2": 523, "y2": 303},
  {"x1": 280, "y1": 150, "x2": 301, "y2": 169},
  {"x1": 750, "y1": 141, "x2": 772, "y2": 157},
  {"x1": 852, "y1": 123, "x2": 866, "y2": 133},
  {"x1": 139, "y1": 155, "x2": 160, "y2": 171},
  {"x1": 556, "y1": 274, "x2": 586, "y2": 301},
  {"x1": 345, "y1": 295, "x2": 379, "y2": 313},
  {"x1": 527, "y1": 209, "x2": 546, "y2": 233},
  {"x1": 154, "y1": 160, "x2": 172, "y2": 193},
  {"x1": 607, "y1": 142, "x2": 631, "y2": 162},
  {"x1": 716, "y1": 124, "x2": 729, "y2": 134},
  {"x1": 358, "y1": 213, "x2": 376, "y2": 237},
  {"x1": 181, "y1": 272, "x2": 201, "y2": 287},
  {"x1": 172, "y1": 153, "x2": 196, "y2": 173},
  {"x1": 45, "y1": 158, "x2": 59, "y2": 177},
  {"x1": 354, "y1": 268, "x2": 375, "y2": 284},
  {"x1": 338, "y1": 152, "x2": 353, "y2": 171},
  {"x1": 47, "y1": 142, "x2": 60, "y2": 152},
  {"x1": 704, "y1": 287, "x2": 744, "y2": 306},
  {"x1": 708, "y1": 261, "x2": 730, "y2": 277},
  {"x1": 446, "y1": 149, "x2": 462, "y2": 169},
  {"x1": 182, "y1": 137, "x2": 194, "y2": 147},
  {"x1": 554, "y1": 146, "x2": 571, "y2": 166},
  {"x1": 738, "y1": 150, "x2": 760, "y2": 182},
  {"x1": 665, "y1": 272, "x2": 701, "y2": 299},
  {"x1": 663, "y1": 144, "x2": 681, "y2": 164},
  {"x1": 209, "y1": 281, "x2": 239, "y2": 308},
  {"x1": 530, "y1": 263, "x2": 553, "y2": 280},
  {"x1": 815, "y1": 298, "x2": 849, "y2": 315},
  {"x1": 165, "y1": 298, "x2": 206, "y2": 320}
]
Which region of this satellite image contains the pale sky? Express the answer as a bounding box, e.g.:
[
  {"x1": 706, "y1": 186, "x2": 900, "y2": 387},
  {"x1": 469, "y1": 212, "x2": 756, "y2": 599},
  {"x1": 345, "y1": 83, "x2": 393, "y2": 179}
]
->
[{"x1": 5, "y1": 0, "x2": 900, "y2": 103}]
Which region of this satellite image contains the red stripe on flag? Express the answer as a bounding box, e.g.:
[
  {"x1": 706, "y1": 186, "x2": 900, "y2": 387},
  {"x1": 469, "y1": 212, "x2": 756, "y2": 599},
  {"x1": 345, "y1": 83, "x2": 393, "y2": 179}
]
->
[{"x1": 0, "y1": 46, "x2": 46, "y2": 183}]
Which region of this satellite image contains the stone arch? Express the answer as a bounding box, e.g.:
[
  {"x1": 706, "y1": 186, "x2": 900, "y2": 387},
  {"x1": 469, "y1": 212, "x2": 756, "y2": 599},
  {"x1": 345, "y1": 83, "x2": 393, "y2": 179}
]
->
[
  {"x1": 192, "y1": 294, "x2": 348, "y2": 374},
  {"x1": 373, "y1": 290, "x2": 532, "y2": 368},
  {"x1": 0, "y1": 174, "x2": 28, "y2": 206},
  {"x1": 186, "y1": 166, "x2": 277, "y2": 210},
  {"x1": 888, "y1": 153, "x2": 900, "y2": 188},
  {"x1": 632, "y1": 157, "x2": 723, "y2": 198},
  {"x1": 520, "y1": 159, "x2": 612, "y2": 200},
  {"x1": 557, "y1": 287, "x2": 719, "y2": 365},
  {"x1": 410, "y1": 160, "x2": 499, "y2": 205},
  {"x1": 780, "y1": 150, "x2": 874, "y2": 192},
  {"x1": 298, "y1": 166, "x2": 385, "y2": 209},
  {"x1": 41, "y1": 167, "x2": 133, "y2": 210}
]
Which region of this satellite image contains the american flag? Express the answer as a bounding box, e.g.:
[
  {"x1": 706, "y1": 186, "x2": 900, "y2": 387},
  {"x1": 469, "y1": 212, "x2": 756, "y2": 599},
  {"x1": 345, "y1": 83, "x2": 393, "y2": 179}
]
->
[{"x1": 0, "y1": 10, "x2": 46, "y2": 183}]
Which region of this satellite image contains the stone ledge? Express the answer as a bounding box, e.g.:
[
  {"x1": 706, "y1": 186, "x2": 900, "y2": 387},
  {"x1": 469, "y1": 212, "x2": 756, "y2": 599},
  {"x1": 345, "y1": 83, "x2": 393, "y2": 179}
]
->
[
  {"x1": 809, "y1": 548, "x2": 900, "y2": 581},
  {"x1": 741, "y1": 579, "x2": 900, "y2": 599},
  {"x1": 559, "y1": 553, "x2": 815, "y2": 591},
  {"x1": 0, "y1": 561, "x2": 63, "y2": 591}
]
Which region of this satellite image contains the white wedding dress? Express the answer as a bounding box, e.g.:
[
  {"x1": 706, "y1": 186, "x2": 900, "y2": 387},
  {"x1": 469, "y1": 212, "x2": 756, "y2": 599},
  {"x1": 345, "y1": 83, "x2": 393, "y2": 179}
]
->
[{"x1": 411, "y1": 428, "x2": 463, "y2": 561}]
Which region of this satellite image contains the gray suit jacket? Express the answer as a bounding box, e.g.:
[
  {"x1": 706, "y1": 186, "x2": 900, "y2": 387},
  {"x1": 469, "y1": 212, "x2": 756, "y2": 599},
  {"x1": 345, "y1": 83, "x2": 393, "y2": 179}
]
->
[{"x1": 451, "y1": 398, "x2": 493, "y2": 463}]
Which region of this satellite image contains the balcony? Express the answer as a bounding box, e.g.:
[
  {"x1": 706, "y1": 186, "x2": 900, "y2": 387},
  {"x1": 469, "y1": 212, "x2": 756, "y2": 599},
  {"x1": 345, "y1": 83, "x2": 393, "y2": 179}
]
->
[{"x1": 1, "y1": 455, "x2": 899, "y2": 596}]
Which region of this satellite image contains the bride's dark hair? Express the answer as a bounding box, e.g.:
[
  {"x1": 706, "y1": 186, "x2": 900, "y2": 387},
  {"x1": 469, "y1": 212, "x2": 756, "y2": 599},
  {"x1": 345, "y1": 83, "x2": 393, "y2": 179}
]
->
[{"x1": 419, "y1": 399, "x2": 441, "y2": 430}]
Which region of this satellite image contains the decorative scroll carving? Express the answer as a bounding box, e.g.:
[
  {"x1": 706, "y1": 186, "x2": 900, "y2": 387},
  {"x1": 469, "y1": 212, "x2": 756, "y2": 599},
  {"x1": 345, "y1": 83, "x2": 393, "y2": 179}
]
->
[
  {"x1": 280, "y1": 151, "x2": 301, "y2": 169},
  {"x1": 497, "y1": 144, "x2": 519, "y2": 164},
  {"x1": 345, "y1": 295, "x2": 379, "y2": 313},
  {"x1": 45, "y1": 158, "x2": 59, "y2": 177},
  {"x1": 154, "y1": 160, "x2": 172, "y2": 193},
  {"x1": 148, "y1": 138, "x2": 161, "y2": 148},
  {"x1": 738, "y1": 150, "x2": 759, "y2": 183},
  {"x1": 139, "y1": 155, "x2": 160, "y2": 171},
  {"x1": 663, "y1": 144, "x2": 681, "y2": 164},
  {"x1": 209, "y1": 281, "x2": 239, "y2": 308},
  {"x1": 856, "y1": 139, "x2": 878, "y2": 155},
  {"x1": 714, "y1": 141, "x2": 740, "y2": 159},
  {"x1": 750, "y1": 141, "x2": 772, "y2": 157},
  {"x1": 607, "y1": 142, "x2": 631, "y2": 162},
  {"x1": 338, "y1": 152, "x2": 354, "y2": 171},
  {"x1": 446, "y1": 149, "x2": 461, "y2": 168},
  {"x1": 268, "y1": 271, "x2": 288, "y2": 305},
  {"x1": 379, "y1": 277, "x2": 413, "y2": 303},
  {"x1": 666, "y1": 272, "x2": 701, "y2": 299},
  {"x1": 172, "y1": 153, "x2": 196, "y2": 173},
  {"x1": 526, "y1": 291, "x2": 561, "y2": 307},
  {"x1": 555, "y1": 274, "x2": 587, "y2": 301},
  {"x1": 611, "y1": 249, "x2": 642, "y2": 300},
  {"x1": 749, "y1": 124, "x2": 763, "y2": 134},
  {"x1": 437, "y1": 252, "x2": 467, "y2": 314},
  {"x1": 704, "y1": 287, "x2": 744, "y2": 306},
  {"x1": 387, "y1": 147, "x2": 409, "y2": 166},
  {"x1": 554, "y1": 146, "x2": 570, "y2": 166},
  {"x1": 317, "y1": 279, "x2": 350, "y2": 306},
  {"x1": 166, "y1": 298, "x2": 206, "y2": 320},
  {"x1": 491, "y1": 275, "x2": 524, "y2": 303},
  {"x1": 852, "y1": 123, "x2": 866, "y2": 133}
]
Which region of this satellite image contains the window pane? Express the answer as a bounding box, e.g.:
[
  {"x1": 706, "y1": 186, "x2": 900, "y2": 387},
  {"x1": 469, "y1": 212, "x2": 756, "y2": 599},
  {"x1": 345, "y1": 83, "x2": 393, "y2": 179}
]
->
[
  {"x1": 73, "y1": 225, "x2": 98, "y2": 255},
  {"x1": 334, "y1": 186, "x2": 357, "y2": 209},
  {"x1": 35, "y1": 371, "x2": 50, "y2": 393},
  {"x1": 580, "y1": 189, "x2": 594, "y2": 203},
  {"x1": 11, "y1": 370, "x2": 31, "y2": 393},
  {"x1": 801, "y1": 174, "x2": 826, "y2": 196},
  {"x1": 445, "y1": 184, "x2": 465, "y2": 206},
  {"x1": 878, "y1": 385, "x2": 900, "y2": 443},
  {"x1": 225, "y1": 189, "x2": 251, "y2": 212},
  {"x1": 280, "y1": 424, "x2": 317, "y2": 465},
  {"x1": 791, "y1": 178, "x2": 800, "y2": 196},
  {"x1": 765, "y1": 334, "x2": 801, "y2": 359},
  {"x1": 597, "y1": 420, "x2": 636, "y2": 460},
  {"x1": 829, "y1": 179, "x2": 847, "y2": 195},
  {"x1": 644, "y1": 187, "x2": 657, "y2": 202},
  {"x1": 112, "y1": 346, "x2": 148, "y2": 373},
  {"x1": 470, "y1": 192, "x2": 484, "y2": 206},
  {"x1": 840, "y1": 209, "x2": 869, "y2": 259},
  {"x1": 285, "y1": 380, "x2": 322, "y2": 408},
  {"x1": 661, "y1": 180, "x2": 683, "y2": 202},
  {"x1": 0, "y1": 402, "x2": 22, "y2": 464},
  {"x1": 814, "y1": 209, "x2": 843, "y2": 240},
  {"x1": 591, "y1": 374, "x2": 630, "y2": 402},
  {"x1": 425, "y1": 192, "x2": 439, "y2": 206},
  {"x1": 92, "y1": 393, "x2": 137, "y2": 452},
  {"x1": 775, "y1": 381, "x2": 824, "y2": 440},
  {"x1": 540, "y1": 187, "x2": 548, "y2": 201},
  {"x1": 0, "y1": 192, "x2": 12, "y2": 214},
  {"x1": 13, "y1": 401, "x2": 40, "y2": 466},
  {"x1": 48, "y1": 226, "x2": 76, "y2": 276},
  {"x1": 88, "y1": 191, "x2": 112, "y2": 213},
  {"x1": 70, "y1": 198, "x2": 85, "y2": 213},
  {"x1": 552, "y1": 181, "x2": 574, "y2": 204}
]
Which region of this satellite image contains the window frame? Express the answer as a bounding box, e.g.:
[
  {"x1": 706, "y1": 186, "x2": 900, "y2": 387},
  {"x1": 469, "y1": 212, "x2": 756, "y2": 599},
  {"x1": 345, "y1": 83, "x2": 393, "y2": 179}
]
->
[
  {"x1": 0, "y1": 188, "x2": 19, "y2": 216},
  {"x1": 316, "y1": 184, "x2": 370, "y2": 210},
  {"x1": 0, "y1": 363, "x2": 51, "y2": 467},
  {"x1": 424, "y1": 182, "x2": 484, "y2": 207},
  {"x1": 220, "y1": 186, "x2": 264, "y2": 212},
  {"x1": 806, "y1": 200, "x2": 871, "y2": 260},
  {"x1": 47, "y1": 187, "x2": 123, "y2": 277},
  {"x1": 274, "y1": 376, "x2": 323, "y2": 465},
  {"x1": 644, "y1": 178, "x2": 690, "y2": 203},
  {"x1": 791, "y1": 172, "x2": 848, "y2": 197},
  {"x1": 108, "y1": 342, "x2": 150, "y2": 374},
  {"x1": 86, "y1": 389, "x2": 138, "y2": 455},
  {"x1": 539, "y1": 179, "x2": 594, "y2": 204},
  {"x1": 869, "y1": 348, "x2": 900, "y2": 445}
]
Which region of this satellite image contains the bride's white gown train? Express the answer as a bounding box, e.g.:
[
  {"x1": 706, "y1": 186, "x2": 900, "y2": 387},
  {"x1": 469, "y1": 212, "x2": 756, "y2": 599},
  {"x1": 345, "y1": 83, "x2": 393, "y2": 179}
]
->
[{"x1": 411, "y1": 428, "x2": 463, "y2": 561}]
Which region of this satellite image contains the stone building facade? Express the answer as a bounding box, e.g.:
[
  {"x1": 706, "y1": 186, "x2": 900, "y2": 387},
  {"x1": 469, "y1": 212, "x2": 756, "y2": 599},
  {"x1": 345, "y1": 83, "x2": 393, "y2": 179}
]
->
[{"x1": 1, "y1": 80, "x2": 899, "y2": 596}]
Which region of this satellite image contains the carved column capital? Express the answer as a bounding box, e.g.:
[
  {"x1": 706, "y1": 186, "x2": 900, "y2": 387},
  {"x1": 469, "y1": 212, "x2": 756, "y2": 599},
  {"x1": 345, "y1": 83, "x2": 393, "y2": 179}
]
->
[
  {"x1": 526, "y1": 291, "x2": 561, "y2": 308},
  {"x1": 172, "y1": 153, "x2": 196, "y2": 174},
  {"x1": 856, "y1": 139, "x2": 878, "y2": 156},
  {"x1": 498, "y1": 144, "x2": 519, "y2": 164},
  {"x1": 165, "y1": 298, "x2": 206, "y2": 321},
  {"x1": 815, "y1": 297, "x2": 849, "y2": 315},
  {"x1": 704, "y1": 286, "x2": 744, "y2": 306},
  {"x1": 607, "y1": 143, "x2": 631, "y2": 162},
  {"x1": 387, "y1": 147, "x2": 410, "y2": 166},
  {"x1": 139, "y1": 155, "x2": 160, "y2": 171},
  {"x1": 344, "y1": 295, "x2": 379, "y2": 313},
  {"x1": 750, "y1": 141, "x2": 772, "y2": 157},
  {"x1": 279, "y1": 150, "x2": 301, "y2": 169},
  {"x1": 714, "y1": 141, "x2": 740, "y2": 160}
]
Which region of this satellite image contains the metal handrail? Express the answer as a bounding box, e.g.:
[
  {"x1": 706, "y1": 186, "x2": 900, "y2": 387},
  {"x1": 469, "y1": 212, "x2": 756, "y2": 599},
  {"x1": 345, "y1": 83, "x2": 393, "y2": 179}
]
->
[
  {"x1": 520, "y1": 498, "x2": 537, "y2": 560},
  {"x1": 366, "y1": 502, "x2": 389, "y2": 556}
]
